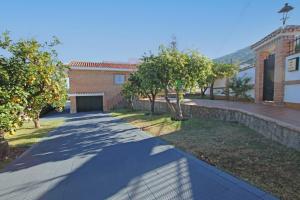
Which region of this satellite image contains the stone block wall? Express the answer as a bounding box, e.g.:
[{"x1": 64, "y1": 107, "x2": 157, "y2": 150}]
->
[{"x1": 133, "y1": 100, "x2": 300, "y2": 151}]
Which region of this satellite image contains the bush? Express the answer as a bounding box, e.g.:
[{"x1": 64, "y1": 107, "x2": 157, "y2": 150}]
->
[{"x1": 228, "y1": 76, "x2": 254, "y2": 101}]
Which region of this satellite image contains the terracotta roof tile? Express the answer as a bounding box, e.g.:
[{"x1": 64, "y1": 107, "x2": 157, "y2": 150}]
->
[{"x1": 68, "y1": 61, "x2": 137, "y2": 70}]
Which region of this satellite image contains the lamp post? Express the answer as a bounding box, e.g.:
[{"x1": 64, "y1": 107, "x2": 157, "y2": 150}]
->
[{"x1": 278, "y1": 3, "x2": 294, "y2": 26}]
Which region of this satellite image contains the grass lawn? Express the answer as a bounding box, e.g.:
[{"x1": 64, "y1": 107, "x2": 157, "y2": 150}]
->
[
  {"x1": 0, "y1": 118, "x2": 65, "y2": 170},
  {"x1": 112, "y1": 109, "x2": 300, "y2": 200}
]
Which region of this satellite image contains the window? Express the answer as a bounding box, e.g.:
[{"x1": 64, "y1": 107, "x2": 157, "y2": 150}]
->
[
  {"x1": 66, "y1": 78, "x2": 70, "y2": 89},
  {"x1": 114, "y1": 74, "x2": 125, "y2": 85},
  {"x1": 295, "y1": 36, "x2": 300, "y2": 53}
]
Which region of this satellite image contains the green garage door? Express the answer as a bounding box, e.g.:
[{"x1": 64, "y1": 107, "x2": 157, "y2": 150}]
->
[{"x1": 76, "y1": 96, "x2": 103, "y2": 112}]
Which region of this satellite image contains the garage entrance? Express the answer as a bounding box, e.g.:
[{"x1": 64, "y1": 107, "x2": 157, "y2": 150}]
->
[{"x1": 76, "y1": 96, "x2": 103, "y2": 112}]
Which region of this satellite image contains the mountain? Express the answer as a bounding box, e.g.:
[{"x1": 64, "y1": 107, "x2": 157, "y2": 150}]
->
[{"x1": 214, "y1": 47, "x2": 255, "y2": 65}]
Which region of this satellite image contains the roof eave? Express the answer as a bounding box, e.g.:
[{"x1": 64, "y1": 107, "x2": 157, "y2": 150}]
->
[
  {"x1": 251, "y1": 25, "x2": 300, "y2": 51},
  {"x1": 69, "y1": 66, "x2": 136, "y2": 72}
]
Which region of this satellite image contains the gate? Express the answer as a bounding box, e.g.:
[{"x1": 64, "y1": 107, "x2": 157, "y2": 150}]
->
[{"x1": 263, "y1": 54, "x2": 275, "y2": 101}]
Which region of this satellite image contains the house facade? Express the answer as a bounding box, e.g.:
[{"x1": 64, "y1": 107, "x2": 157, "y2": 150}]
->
[
  {"x1": 207, "y1": 25, "x2": 300, "y2": 108},
  {"x1": 251, "y1": 25, "x2": 300, "y2": 108},
  {"x1": 68, "y1": 61, "x2": 137, "y2": 113}
]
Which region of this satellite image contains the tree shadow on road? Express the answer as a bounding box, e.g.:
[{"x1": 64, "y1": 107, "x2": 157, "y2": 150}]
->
[{"x1": 0, "y1": 112, "x2": 266, "y2": 200}]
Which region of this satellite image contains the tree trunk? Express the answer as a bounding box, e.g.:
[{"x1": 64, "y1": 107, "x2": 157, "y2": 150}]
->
[
  {"x1": 34, "y1": 116, "x2": 41, "y2": 129},
  {"x1": 130, "y1": 101, "x2": 134, "y2": 110},
  {"x1": 150, "y1": 100, "x2": 155, "y2": 115},
  {"x1": 176, "y1": 90, "x2": 184, "y2": 120},
  {"x1": 164, "y1": 88, "x2": 177, "y2": 119},
  {"x1": 0, "y1": 132, "x2": 9, "y2": 161},
  {"x1": 201, "y1": 87, "x2": 208, "y2": 97},
  {"x1": 225, "y1": 78, "x2": 230, "y2": 100},
  {"x1": 129, "y1": 96, "x2": 134, "y2": 110},
  {"x1": 150, "y1": 94, "x2": 156, "y2": 115},
  {"x1": 210, "y1": 82, "x2": 215, "y2": 100}
]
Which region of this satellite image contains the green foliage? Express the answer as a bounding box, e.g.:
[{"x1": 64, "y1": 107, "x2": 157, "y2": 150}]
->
[
  {"x1": 0, "y1": 55, "x2": 27, "y2": 135},
  {"x1": 0, "y1": 32, "x2": 67, "y2": 133},
  {"x1": 121, "y1": 73, "x2": 141, "y2": 109},
  {"x1": 123, "y1": 39, "x2": 222, "y2": 119},
  {"x1": 146, "y1": 42, "x2": 213, "y2": 119},
  {"x1": 186, "y1": 51, "x2": 213, "y2": 96},
  {"x1": 228, "y1": 76, "x2": 254, "y2": 100},
  {"x1": 157, "y1": 44, "x2": 214, "y2": 95},
  {"x1": 208, "y1": 62, "x2": 238, "y2": 99},
  {"x1": 187, "y1": 51, "x2": 213, "y2": 90},
  {"x1": 137, "y1": 53, "x2": 164, "y2": 98},
  {"x1": 211, "y1": 62, "x2": 238, "y2": 81},
  {"x1": 122, "y1": 54, "x2": 164, "y2": 114}
]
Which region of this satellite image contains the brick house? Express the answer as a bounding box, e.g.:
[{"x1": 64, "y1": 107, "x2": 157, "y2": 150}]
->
[
  {"x1": 68, "y1": 61, "x2": 137, "y2": 113},
  {"x1": 251, "y1": 25, "x2": 300, "y2": 108},
  {"x1": 207, "y1": 25, "x2": 300, "y2": 108}
]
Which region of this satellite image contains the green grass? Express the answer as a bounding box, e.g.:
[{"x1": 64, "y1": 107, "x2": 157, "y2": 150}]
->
[
  {"x1": 112, "y1": 109, "x2": 300, "y2": 200},
  {"x1": 1, "y1": 118, "x2": 65, "y2": 170},
  {"x1": 5, "y1": 119, "x2": 65, "y2": 148}
]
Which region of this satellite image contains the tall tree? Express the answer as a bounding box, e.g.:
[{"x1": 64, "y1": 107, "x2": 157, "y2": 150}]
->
[
  {"x1": 138, "y1": 54, "x2": 163, "y2": 114},
  {"x1": 0, "y1": 33, "x2": 28, "y2": 134},
  {"x1": 187, "y1": 51, "x2": 213, "y2": 98},
  {"x1": 155, "y1": 45, "x2": 188, "y2": 120},
  {"x1": 0, "y1": 35, "x2": 27, "y2": 159},
  {"x1": 121, "y1": 73, "x2": 141, "y2": 110},
  {"x1": 0, "y1": 32, "x2": 67, "y2": 129},
  {"x1": 123, "y1": 54, "x2": 163, "y2": 115},
  {"x1": 155, "y1": 45, "x2": 214, "y2": 120},
  {"x1": 209, "y1": 62, "x2": 238, "y2": 100}
]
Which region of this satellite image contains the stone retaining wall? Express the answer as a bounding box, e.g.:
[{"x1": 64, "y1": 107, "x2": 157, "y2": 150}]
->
[{"x1": 133, "y1": 100, "x2": 300, "y2": 151}]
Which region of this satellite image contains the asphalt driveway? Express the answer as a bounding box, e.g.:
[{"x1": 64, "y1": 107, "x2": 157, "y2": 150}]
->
[{"x1": 0, "y1": 112, "x2": 276, "y2": 200}]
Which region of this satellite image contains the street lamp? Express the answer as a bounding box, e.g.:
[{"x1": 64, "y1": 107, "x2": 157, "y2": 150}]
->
[{"x1": 278, "y1": 3, "x2": 294, "y2": 26}]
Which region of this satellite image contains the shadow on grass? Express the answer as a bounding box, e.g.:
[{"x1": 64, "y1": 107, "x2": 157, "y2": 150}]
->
[
  {"x1": 6, "y1": 128, "x2": 53, "y2": 144},
  {"x1": 0, "y1": 112, "x2": 214, "y2": 200},
  {"x1": 1, "y1": 110, "x2": 296, "y2": 199},
  {"x1": 113, "y1": 109, "x2": 300, "y2": 200}
]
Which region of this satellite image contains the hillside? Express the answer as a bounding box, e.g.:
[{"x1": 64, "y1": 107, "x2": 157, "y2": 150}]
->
[{"x1": 214, "y1": 47, "x2": 255, "y2": 65}]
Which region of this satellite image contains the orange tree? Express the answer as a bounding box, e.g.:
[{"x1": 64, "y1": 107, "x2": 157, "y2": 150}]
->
[
  {"x1": 122, "y1": 54, "x2": 164, "y2": 115},
  {"x1": 153, "y1": 42, "x2": 214, "y2": 120},
  {"x1": 208, "y1": 62, "x2": 238, "y2": 100},
  {"x1": 0, "y1": 32, "x2": 67, "y2": 129},
  {"x1": 121, "y1": 73, "x2": 141, "y2": 110}
]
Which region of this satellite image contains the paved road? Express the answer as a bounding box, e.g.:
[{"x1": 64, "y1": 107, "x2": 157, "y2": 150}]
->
[{"x1": 0, "y1": 113, "x2": 276, "y2": 200}]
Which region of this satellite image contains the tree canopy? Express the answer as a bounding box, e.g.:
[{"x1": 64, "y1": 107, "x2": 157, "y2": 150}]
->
[
  {"x1": 208, "y1": 62, "x2": 238, "y2": 99},
  {"x1": 123, "y1": 41, "x2": 216, "y2": 120},
  {"x1": 0, "y1": 32, "x2": 67, "y2": 133}
]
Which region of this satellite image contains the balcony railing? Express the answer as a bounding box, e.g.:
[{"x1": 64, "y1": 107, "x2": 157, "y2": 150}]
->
[{"x1": 288, "y1": 36, "x2": 300, "y2": 56}]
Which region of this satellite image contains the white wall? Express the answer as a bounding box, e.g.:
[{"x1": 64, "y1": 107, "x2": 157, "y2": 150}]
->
[
  {"x1": 284, "y1": 53, "x2": 300, "y2": 103},
  {"x1": 284, "y1": 85, "x2": 300, "y2": 103},
  {"x1": 214, "y1": 78, "x2": 227, "y2": 88},
  {"x1": 66, "y1": 78, "x2": 70, "y2": 89},
  {"x1": 238, "y1": 67, "x2": 255, "y2": 98},
  {"x1": 206, "y1": 66, "x2": 255, "y2": 98},
  {"x1": 238, "y1": 67, "x2": 255, "y2": 84}
]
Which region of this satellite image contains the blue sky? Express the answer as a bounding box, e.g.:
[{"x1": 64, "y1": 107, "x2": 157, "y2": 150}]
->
[{"x1": 1, "y1": 0, "x2": 299, "y2": 63}]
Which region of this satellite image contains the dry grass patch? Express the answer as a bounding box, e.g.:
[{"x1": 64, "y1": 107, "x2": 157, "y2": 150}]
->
[{"x1": 112, "y1": 109, "x2": 300, "y2": 200}]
